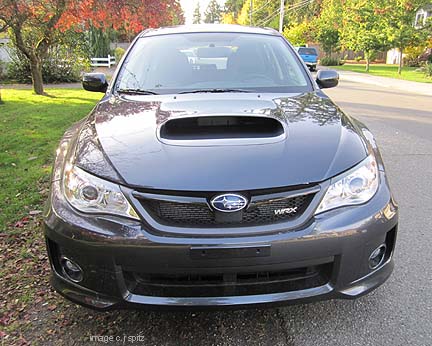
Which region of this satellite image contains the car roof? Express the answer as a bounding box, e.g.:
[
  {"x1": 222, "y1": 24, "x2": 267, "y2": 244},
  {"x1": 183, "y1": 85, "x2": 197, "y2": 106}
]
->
[{"x1": 138, "y1": 24, "x2": 280, "y2": 38}]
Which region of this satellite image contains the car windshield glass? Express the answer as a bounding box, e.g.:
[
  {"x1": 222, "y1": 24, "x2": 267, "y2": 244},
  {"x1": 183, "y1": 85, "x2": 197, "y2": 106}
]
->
[
  {"x1": 298, "y1": 48, "x2": 317, "y2": 56},
  {"x1": 115, "y1": 33, "x2": 312, "y2": 94}
]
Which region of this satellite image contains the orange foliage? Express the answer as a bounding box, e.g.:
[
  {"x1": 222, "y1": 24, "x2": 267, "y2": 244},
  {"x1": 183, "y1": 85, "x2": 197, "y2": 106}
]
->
[{"x1": 1, "y1": 0, "x2": 184, "y2": 35}]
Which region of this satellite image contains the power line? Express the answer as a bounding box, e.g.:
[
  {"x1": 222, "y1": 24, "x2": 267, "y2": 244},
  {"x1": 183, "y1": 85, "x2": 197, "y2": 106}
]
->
[
  {"x1": 285, "y1": 0, "x2": 315, "y2": 13},
  {"x1": 257, "y1": 0, "x2": 315, "y2": 27},
  {"x1": 251, "y1": 0, "x2": 272, "y2": 15},
  {"x1": 258, "y1": 0, "x2": 312, "y2": 27},
  {"x1": 256, "y1": 8, "x2": 281, "y2": 26}
]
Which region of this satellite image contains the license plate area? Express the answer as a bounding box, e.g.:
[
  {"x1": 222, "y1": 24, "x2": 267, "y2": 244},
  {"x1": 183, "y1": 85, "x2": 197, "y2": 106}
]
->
[{"x1": 190, "y1": 245, "x2": 271, "y2": 260}]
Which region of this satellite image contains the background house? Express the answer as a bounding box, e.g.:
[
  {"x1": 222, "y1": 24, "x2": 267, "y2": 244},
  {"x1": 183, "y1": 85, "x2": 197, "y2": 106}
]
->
[
  {"x1": 414, "y1": 4, "x2": 432, "y2": 28},
  {"x1": 0, "y1": 37, "x2": 11, "y2": 63},
  {"x1": 387, "y1": 4, "x2": 432, "y2": 64}
]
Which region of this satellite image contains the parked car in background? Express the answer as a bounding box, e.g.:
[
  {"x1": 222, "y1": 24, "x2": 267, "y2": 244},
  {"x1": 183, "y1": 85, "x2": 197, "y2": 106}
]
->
[{"x1": 296, "y1": 46, "x2": 318, "y2": 71}]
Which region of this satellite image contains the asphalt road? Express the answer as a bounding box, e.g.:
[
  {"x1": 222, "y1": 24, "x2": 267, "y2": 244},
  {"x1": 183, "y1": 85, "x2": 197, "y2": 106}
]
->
[{"x1": 45, "y1": 78, "x2": 432, "y2": 346}]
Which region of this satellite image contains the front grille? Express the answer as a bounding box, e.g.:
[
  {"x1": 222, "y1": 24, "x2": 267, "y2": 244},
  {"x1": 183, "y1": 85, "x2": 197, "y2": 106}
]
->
[
  {"x1": 123, "y1": 263, "x2": 332, "y2": 298},
  {"x1": 139, "y1": 193, "x2": 313, "y2": 228}
]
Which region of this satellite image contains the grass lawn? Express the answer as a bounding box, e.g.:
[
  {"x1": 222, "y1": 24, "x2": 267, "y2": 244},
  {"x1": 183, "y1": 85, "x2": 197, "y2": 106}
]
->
[
  {"x1": 0, "y1": 88, "x2": 102, "y2": 343},
  {"x1": 0, "y1": 88, "x2": 101, "y2": 230},
  {"x1": 330, "y1": 63, "x2": 432, "y2": 83}
]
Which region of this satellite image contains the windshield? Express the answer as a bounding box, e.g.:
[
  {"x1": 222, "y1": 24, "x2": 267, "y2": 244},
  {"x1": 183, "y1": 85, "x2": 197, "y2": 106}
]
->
[
  {"x1": 298, "y1": 47, "x2": 317, "y2": 56},
  {"x1": 115, "y1": 33, "x2": 312, "y2": 94}
]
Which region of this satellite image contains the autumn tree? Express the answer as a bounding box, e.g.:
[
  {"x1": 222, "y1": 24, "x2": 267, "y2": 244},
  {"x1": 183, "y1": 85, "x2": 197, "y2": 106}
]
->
[
  {"x1": 342, "y1": 0, "x2": 390, "y2": 71},
  {"x1": 234, "y1": 0, "x2": 320, "y2": 29},
  {"x1": 314, "y1": 0, "x2": 343, "y2": 56},
  {"x1": 384, "y1": 0, "x2": 429, "y2": 74},
  {"x1": 283, "y1": 21, "x2": 315, "y2": 46},
  {"x1": 204, "y1": 0, "x2": 222, "y2": 24},
  {"x1": 222, "y1": 0, "x2": 244, "y2": 23},
  {"x1": 0, "y1": 0, "x2": 70, "y2": 95},
  {"x1": 170, "y1": 2, "x2": 185, "y2": 26},
  {"x1": 0, "y1": 0, "x2": 184, "y2": 95},
  {"x1": 236, "y1": 1, "x2": 251, "y2": 25},
  {"x1": 193, "y1": 3, "x2": 202, "y2": 24},
  {"x1": 247, "y1": 0, "x2": 280, "y2": 27}
]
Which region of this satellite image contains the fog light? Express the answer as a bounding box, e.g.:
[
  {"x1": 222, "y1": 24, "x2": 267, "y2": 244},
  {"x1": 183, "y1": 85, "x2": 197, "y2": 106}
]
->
[
  {"x1": 60, "y1": 256, "x2": 83, "y2": 283},
  {"x1": 369, "y1": 244, "x2": 386, "y2": 269}
]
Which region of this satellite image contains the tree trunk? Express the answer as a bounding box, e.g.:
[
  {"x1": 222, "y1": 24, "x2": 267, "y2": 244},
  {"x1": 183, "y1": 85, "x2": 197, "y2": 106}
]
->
[
  {"x1": 365, "y1": 56, "x2": 370, "y2": 72},
  {"x1": 29, "y1": 59, "x2": 45, "y2": 95},
  {"x1": 398, "y1": 48, "x2": 403, "y2": 75}
]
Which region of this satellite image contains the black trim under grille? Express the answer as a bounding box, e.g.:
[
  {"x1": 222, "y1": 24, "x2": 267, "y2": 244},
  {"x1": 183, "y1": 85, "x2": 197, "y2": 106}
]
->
[
  {"x1": 138, "y1": 193, "x2": 314, "y2": 228},
  {"x1": 124, "y1": 263, "x2": 332, "y2": 298}
]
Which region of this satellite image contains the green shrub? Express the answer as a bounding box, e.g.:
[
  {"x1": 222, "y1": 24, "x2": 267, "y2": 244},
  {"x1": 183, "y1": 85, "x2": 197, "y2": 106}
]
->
[
  {"x1": 355, "y1": 56, "x2": 362, "y2": 62},
  {"x1": 7, "y1": 46, "x2": 90, "y2": 84},
  {"x1": 320, "y1": 56, "x2": 342, "y2": 66},
  {"x1": 89, "y1": 27, "x2": 112, "y2": 58},
  {"x1": 404, "y1": 46, "x2": 424, "y2": 67},
  {"x1": 114, "y1": 47, "x2": 125, "y2": 64},
  {"x1": 425, "y1": 62, "x2": 432, "y2": 78}
]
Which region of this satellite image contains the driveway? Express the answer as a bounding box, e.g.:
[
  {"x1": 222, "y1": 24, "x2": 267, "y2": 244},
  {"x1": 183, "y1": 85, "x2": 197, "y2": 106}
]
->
[
  {"x1": 19, "y1": 77, "x2": 432, "y2": 346},
  {"x1": 330, "y1": 69, "x2": 432, "y2": 96}
]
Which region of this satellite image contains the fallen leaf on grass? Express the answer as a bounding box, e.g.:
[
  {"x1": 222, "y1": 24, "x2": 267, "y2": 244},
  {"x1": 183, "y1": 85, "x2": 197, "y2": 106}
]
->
[
  {"x1": 29, "y1": 210, "x2": 42, "y2": 216},
  {"x1": 13, "y1": 217, "x2": 29, "y2": 228}
]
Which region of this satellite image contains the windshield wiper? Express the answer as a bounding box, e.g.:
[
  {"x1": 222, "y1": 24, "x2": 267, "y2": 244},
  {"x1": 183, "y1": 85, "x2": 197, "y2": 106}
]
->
[
  {"x1": 179, "y1": 88, "x2": 253, "y2": 94},
  {"x1": 117, "y1": 88, "x2": 159, "y2": 95}
]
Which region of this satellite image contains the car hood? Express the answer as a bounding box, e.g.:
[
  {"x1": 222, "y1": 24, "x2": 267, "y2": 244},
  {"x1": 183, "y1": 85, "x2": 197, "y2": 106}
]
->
[{"x1": 80, "y1": 92, "x2": 367, "y2": 191}]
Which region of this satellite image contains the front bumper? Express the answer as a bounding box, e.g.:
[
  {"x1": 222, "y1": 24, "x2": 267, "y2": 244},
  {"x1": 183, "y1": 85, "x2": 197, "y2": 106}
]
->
[
  {"x1": 44, "y1": 172, "x2": 398, "y2": 310},
  {"x1": 304, "y1": 62, "x2": 317, "y2": 68}
]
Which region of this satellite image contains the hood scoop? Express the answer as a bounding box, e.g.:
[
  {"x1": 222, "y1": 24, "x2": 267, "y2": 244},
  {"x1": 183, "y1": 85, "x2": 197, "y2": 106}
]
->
[{"x1": 158, "y1": 115, "x2": 286, "y2": 146}]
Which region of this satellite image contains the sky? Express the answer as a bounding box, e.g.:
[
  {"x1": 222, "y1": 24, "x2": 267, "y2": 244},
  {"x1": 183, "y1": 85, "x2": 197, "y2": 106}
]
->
[{"x1": 180, "y1": 0, "x2": 227, "y2": 25}]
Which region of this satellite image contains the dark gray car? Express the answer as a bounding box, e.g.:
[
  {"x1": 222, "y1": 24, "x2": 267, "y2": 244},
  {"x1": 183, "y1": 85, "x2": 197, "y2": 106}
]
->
[{"x1": 44, "y1": 25, "x2": 398, "y2": 310}]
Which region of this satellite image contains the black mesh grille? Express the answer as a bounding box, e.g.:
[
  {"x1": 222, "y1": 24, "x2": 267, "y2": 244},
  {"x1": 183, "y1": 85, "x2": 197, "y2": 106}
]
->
[
  {"x1": 124, "y1": 263, "x2": 332, "y2": 298},
  {"x1": 139, "y1": 193, "x2": 313, "y2": 227}
]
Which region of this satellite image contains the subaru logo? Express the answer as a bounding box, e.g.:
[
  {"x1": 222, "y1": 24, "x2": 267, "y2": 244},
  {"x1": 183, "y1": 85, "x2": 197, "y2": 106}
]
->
[{"x1": 210, "y1": 194, "x2": 248, "y2": 213}]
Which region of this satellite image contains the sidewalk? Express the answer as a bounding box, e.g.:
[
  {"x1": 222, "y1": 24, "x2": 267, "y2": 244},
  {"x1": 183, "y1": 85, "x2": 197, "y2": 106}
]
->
[
  {"x1": 0, "y1": 83, "x2": 81, "y2": 89},
  {"x1": 333, "y1": 69, "x2": 432, "y2": 97},
  {"x1": 1, "y1": 66, "x2": 116, "y2": 90}
]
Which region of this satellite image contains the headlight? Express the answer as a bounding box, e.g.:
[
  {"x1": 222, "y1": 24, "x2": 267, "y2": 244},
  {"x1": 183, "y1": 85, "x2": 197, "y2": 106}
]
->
[
  {"x1": 315, "y1": 154, "x2": 379, "y2": 214},
  {"x1": 63, "y1": 164, "x2": 139, "y2": 220}
]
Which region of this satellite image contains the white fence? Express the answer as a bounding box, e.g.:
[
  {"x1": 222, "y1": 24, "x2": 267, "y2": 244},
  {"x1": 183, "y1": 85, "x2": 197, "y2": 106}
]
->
[
  {"x1": 90, "y1": 54, "x2": 116, "y2": 68},
  {"x1": 0, "y1": 38, "x2": 12, "y2": 63}
]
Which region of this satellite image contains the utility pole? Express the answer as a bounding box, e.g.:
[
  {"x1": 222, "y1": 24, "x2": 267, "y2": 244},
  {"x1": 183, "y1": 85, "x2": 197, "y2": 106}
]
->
[
  {"x1": 250, "y1": 0, "x2": 253, "y2": 25},
  {"x1": 279, "y1": 0, "x2": 285, "y2": 32}
]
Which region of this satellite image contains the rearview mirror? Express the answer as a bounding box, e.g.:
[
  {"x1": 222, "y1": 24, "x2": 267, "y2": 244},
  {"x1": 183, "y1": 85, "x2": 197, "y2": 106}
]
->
[
  {"x1": 82, "y1": 73, "x2": 108, "y2": 93},
  {"x1": 316, "y1": 70, "x2": 339, "y2": 89}
]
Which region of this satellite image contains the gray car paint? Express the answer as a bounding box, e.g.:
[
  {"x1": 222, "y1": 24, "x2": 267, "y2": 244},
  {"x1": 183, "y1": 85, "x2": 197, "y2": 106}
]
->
[
  {"x1": 75, "y1": 92, "x2": 367, "y2": 191},
  {"x1": 44, "y1": 24, "x2": 398, "y2": 310}
]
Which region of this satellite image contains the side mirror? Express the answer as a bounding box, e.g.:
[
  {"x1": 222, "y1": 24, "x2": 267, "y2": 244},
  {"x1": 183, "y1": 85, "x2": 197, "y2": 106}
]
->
[
  {"x1": 316, "y1": 70, "x2": 339, "y2": 89},
  {"x1": 82, "y1": 73, "x2": 108, "y2": 93}
]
